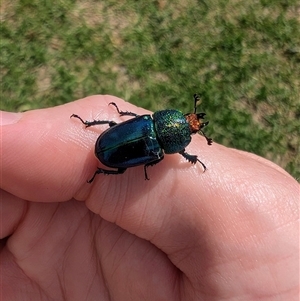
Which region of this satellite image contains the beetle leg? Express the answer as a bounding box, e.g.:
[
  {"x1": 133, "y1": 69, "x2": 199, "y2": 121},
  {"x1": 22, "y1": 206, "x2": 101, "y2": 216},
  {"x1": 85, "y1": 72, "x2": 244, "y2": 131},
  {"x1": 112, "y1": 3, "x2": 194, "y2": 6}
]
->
[
  {"x1": 179, "y1": 149, "x2": 207, "y2": 172},
  {"x1": 109, "y1": 102, "x2": 138, "y2": 117},
  {"x1": 143, "y1": 156, "x2": 164, "y2": 180},
  {"x1": 199, "y1": 128, "x2": 213, "y2": 145},
  {"x1": 88, "y1": 167, "x2": 127, "y2": 183},
  {"x1": 70, "y1": 114, "x2": 117, "y2": 128}
]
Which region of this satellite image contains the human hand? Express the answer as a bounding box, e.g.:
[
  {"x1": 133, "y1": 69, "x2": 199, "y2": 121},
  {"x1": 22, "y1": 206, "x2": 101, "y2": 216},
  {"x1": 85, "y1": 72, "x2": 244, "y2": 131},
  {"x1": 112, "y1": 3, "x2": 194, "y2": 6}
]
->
[{"x1": 1, "y1": 95, "x2": 299, "y2": 300}]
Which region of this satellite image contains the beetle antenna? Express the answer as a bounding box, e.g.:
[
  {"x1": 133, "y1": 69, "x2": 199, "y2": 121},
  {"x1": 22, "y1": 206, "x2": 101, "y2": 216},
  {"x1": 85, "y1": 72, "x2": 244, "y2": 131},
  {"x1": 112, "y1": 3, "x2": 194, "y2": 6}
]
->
[{"x1": 193, "y1": 94, "x2": 201, "y2": 113}]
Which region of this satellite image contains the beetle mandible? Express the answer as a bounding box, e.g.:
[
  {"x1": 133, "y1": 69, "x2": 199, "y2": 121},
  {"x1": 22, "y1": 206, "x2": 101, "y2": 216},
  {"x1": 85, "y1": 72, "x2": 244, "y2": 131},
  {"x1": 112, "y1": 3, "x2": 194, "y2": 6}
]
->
[{"x1": 71, "y1": 94, "x2": 212, "y2": 183}]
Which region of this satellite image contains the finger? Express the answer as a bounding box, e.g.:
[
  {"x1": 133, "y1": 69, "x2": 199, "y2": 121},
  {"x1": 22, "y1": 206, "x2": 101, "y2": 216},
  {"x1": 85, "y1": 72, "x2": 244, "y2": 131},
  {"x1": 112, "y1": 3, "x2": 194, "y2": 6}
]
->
[{"x1": 1, "y1": 95, "x2": 146, "y2": 202}]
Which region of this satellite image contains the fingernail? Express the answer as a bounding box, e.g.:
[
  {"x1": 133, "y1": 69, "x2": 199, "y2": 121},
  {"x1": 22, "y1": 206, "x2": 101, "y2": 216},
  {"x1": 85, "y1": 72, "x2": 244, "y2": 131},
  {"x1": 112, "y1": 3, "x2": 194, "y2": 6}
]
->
[{"x1": 0, "y1": 111, "x2": 22, "y2": 126}]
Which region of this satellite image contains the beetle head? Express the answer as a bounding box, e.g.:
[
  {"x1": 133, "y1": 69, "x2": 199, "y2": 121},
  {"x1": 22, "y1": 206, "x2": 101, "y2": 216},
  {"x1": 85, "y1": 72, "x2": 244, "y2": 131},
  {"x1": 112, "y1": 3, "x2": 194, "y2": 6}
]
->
[{"x1": 184, "y1": 94, "x2": 212, "y2": 145}]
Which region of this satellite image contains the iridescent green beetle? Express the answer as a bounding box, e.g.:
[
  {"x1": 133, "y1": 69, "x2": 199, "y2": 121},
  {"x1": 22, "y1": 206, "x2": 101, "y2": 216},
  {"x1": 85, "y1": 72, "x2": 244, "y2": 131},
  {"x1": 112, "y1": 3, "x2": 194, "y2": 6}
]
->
[{"x1": 71, "y1": 94, "x2": 212, "y2": 182}]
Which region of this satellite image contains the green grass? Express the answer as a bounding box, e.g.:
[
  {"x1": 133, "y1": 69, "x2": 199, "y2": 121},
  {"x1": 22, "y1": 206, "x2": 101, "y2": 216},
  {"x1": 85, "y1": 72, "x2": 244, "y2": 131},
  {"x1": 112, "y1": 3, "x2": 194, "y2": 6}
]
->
[{"x1": 1, "y1": 0, "x2": 299, "y2": 179}]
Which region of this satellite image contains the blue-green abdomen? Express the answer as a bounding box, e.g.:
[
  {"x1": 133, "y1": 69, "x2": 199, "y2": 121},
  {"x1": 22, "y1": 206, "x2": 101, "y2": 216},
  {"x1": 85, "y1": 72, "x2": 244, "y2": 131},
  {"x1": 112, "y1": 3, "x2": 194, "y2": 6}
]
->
[{"x1": 96, "y1": 115, "x2": 163, "y2": 168}]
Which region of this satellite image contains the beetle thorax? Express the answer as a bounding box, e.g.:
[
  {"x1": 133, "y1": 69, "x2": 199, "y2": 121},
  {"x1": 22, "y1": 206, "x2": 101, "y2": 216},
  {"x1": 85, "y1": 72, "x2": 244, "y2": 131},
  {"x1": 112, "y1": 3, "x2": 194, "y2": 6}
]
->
[{"x1": 153, "y1": 109, "x2": 191, "y2": 154}]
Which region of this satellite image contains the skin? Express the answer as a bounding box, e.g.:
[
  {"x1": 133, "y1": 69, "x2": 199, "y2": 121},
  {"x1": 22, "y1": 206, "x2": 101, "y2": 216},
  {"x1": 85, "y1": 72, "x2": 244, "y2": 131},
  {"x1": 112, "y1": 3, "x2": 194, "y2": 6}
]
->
[{"x1": 1, "y1": 95, "x2": 299, "y2": 301}]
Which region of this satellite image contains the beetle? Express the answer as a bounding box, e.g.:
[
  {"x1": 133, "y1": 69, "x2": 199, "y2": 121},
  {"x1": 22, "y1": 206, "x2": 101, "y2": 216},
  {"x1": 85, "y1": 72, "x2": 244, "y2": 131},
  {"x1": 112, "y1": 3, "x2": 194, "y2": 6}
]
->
[{"x1": 71, "y1": 94, "x2": 212, "y2": 183}]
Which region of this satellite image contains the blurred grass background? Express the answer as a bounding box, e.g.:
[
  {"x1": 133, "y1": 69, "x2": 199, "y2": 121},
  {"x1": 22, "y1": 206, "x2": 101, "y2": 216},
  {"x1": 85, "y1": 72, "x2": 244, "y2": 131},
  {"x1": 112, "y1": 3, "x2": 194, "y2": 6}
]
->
[{"x1": 1, "y1": 0, "x2": 299, "y2": 179}]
